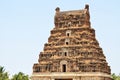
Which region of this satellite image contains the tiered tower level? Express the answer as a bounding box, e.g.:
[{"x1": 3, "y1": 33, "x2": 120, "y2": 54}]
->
[{"x1": 32, "y1": 5, "x2": 111, "y2": 80}]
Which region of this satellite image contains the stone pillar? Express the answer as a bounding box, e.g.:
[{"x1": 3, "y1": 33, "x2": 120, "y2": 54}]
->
[
  {"x1": 73, "y1": 77, "x2": 80, "y2": 80},
  {"x1": 51, "y1": 78, "x2": 54, "y2": 80},
  {"x1": 73, "y1": 79, "x2": 75, "y2": 80},
  {"x1": 73, "y1": 78, "x2": 76, "y2": 80}
]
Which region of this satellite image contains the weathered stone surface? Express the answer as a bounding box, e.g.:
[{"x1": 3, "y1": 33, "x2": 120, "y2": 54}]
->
[{"x1": 31, "y1": 4, "x2": 111, "y2": 80}]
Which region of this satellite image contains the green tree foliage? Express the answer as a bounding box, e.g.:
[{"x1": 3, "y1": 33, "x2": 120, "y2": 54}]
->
[
  {"x1": 112, "y1": 73, "x2": 120, "y2": 80},
  {"x1": 0, "y1": 66, "x2": 9, "y2": 80},
  {"x1": 11, "y1": 72, "x2": 29, "y2": 80}
]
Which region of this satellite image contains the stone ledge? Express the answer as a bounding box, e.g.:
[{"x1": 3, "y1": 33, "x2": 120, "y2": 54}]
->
[{"x1": 32, "y1": 72, "x2": 111, "y2": 78}]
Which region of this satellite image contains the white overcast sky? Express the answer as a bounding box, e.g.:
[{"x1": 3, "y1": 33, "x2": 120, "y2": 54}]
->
[{"x1": 0, "y1": 0, "x2": 120, "y2": 76}]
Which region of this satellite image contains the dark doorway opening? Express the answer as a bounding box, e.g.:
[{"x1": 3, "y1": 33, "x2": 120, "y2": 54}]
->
[
  {"x1": 66, "y1": 42, "x2": 68, "y2": 45},
  {"x1": 67, "y1": 33, "x2": 69, "y2": 37},
  {"x1": 64, "y1": 52, "x2": 67, "y2": 56},
  {"x1": 63, "y1": 64, "x2": 66, "y2": 72}
]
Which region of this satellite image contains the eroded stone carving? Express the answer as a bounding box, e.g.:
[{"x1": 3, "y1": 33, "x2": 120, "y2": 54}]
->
[{"x1": 32, "y1": 4, "x2": 111, "y2": 80}]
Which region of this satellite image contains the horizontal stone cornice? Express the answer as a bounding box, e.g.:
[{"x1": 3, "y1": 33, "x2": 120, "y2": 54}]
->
[{"x1": 32, "y1": 72, "x2": 111, "y2": 78}]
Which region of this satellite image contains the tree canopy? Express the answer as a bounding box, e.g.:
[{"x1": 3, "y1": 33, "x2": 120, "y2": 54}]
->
[
  {"x1": 112, "y1": 73, "x2": 120, "y2": 80},
  {"x1": 0, "y1": 66, "x2": 29, "y2": 80},
  {"x1": 0, "y1": 66, "x2": 9, "y2": 80},
  {"x1": 11, "y1": 72, "x2": 29, "y2": 80}
]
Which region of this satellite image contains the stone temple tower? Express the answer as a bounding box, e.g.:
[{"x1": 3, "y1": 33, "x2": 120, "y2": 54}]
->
[{"x1": 31, "y1": 4, "x2": 111, "y2": 80}]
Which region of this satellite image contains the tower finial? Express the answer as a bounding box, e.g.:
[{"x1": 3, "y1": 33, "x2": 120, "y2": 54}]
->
[
  {"x1": 85, "y1": 4, "x2": 89, "y2": 10},
  {"x1": 55, "y1": 7, "x2": 60, "y2": 13}
]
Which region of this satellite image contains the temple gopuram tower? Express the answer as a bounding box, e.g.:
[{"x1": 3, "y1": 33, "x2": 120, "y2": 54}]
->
[{"x1": 31, "y1": 4, "x2": 111, "y2": 80}]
